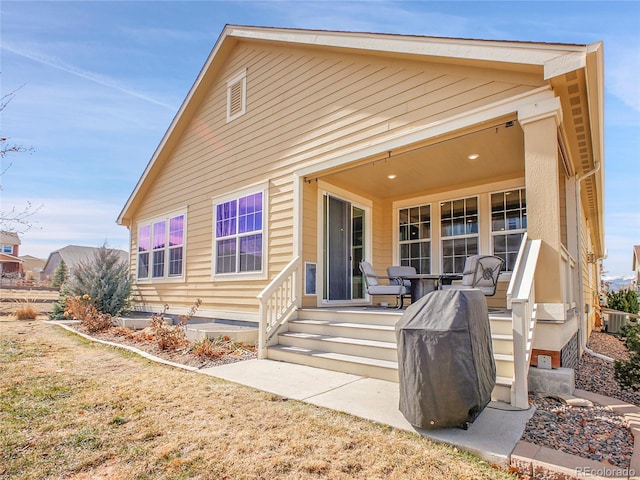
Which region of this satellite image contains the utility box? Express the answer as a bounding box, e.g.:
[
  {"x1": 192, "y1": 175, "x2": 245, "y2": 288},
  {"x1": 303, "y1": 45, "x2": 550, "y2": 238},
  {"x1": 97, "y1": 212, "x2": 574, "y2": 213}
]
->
[{"x1": 605, "y1": 312, "x2": 629, "y2": 334}]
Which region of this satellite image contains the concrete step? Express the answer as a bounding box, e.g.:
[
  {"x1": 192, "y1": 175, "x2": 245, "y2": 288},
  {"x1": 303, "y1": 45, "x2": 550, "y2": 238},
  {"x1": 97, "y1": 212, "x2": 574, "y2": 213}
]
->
[
  {"x1": 280, "y1": 308, "x2": 517, "y2": 403},
  {"x1": 494, "y1": 353, "x2": 515, "y2": 378},
  {"x1": 489, "y1": 316, "x2": 513, "y2": 335},
  {"x1": 297, "y1": 308, "x2": 401, "y2": 326},
  {"x1": 491, "y1": 333, "x2": 514, "y2": 356},
  {"x1": 267, "y1": 344, "x2": 399, "y2": 382},
  {"x1": 492, "y1": 377, "x2": 513, "y2": 403},
  {"x1": 278, "y1": 331, "x2": 397, "y2": 362},
  {"x1": 185, "y1": 322, "x2": 258, "y2": 344},
  {"x1": 288, "y1": 319, "x2": 396, "y2": 343}
]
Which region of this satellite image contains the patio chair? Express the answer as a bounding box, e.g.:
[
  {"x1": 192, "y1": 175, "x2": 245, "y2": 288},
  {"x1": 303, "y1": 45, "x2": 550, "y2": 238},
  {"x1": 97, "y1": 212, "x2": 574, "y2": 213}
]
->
[
  {"x1": 359, "y1": 261, "x2": 410, "y2": 309},
  {"x1": 440, "y1": 255, "x2": 504, "y2": 297},
  {"x1": 386, "y1": 265, "x2": 416, "y2": 291}
]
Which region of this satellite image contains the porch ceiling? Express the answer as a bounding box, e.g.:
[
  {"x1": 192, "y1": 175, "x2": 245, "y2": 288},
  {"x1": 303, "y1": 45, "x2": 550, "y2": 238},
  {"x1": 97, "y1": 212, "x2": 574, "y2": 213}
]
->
[{"x1": 320, "y1": 122, "x2": 525, "y2": 199}]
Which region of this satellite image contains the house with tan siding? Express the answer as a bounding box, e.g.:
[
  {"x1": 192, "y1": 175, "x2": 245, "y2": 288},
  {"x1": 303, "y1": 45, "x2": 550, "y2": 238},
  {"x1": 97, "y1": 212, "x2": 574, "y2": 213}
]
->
[{"x1": 118, "y1": 25, "x2": 605, "y2": 409}]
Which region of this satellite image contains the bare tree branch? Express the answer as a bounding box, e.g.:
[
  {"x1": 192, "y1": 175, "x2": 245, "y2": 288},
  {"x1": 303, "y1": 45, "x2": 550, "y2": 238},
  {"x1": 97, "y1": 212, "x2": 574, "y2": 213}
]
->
[{"x1": 0, "y1": 83, "x2": 40, "y2": 232}]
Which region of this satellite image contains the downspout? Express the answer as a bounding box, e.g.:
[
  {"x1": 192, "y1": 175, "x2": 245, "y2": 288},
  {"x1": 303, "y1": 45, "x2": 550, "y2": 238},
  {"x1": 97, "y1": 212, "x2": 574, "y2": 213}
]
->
[{"x1": 574, "y1": 161, "x2": 613, "y2": 362}]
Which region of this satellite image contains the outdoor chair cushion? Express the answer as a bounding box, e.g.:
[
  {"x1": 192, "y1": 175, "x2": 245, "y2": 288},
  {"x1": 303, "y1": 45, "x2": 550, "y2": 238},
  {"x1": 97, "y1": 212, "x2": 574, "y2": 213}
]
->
[{"x1": 387, "y1": 266, "x2": 416, "y2": 289}]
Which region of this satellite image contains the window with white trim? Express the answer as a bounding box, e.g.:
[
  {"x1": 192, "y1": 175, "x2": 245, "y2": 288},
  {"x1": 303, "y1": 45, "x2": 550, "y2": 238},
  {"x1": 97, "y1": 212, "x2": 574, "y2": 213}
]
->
[
  {"x1": 2, "y1": 245, "x2": 13, "y2": 254},
  {"x1": 491, "y1": 188, "x2": 527, "y2": 271},
  {"x1": 137, "y1": 214, "x2": 185, "y2": 279},
  {"x1": 398, "y1": 204, "x2": 431, "y2": 273},
  {"x1": 214, "y1": 192, "x2": 263, "y2": 274},
  {"x1": 441, "y1": 196, "x2": 479, "y2": 274},
  {"x1": 226, "y1": 69, "x2": 247, "y2": 122}
]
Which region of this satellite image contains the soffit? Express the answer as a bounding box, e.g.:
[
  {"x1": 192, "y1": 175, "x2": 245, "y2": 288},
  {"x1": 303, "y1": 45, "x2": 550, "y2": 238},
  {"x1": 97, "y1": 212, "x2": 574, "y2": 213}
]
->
[
  {"x1": 318, "y1": 121, "x2": 524, "y2": 199},
  {"x1": 553, "y1": 65, "x2": 604, "y2": 255}
]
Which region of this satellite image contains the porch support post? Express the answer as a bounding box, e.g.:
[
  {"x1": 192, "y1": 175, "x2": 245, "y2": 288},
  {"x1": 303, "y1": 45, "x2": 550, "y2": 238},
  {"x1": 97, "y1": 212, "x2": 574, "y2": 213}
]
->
[{"x1": 518, "y1": 96, "x2": 563, "y2": 305}]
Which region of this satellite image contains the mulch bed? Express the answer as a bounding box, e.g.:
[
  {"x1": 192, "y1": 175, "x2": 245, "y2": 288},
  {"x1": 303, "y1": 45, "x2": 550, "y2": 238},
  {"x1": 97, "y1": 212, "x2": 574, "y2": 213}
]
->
[
  {"x1": 522, "y1": 331, "x2": 636, "y2": 467},
  {"x1": 71, "y1": 323, "x2": 257, "y2": 369}
]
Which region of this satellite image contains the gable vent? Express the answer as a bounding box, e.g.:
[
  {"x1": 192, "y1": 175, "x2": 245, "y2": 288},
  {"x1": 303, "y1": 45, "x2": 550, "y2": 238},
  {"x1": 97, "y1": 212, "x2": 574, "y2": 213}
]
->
[
  {"x1": 229, "y1": 82, "x2": 243, "y2": 115},
  {"x1": 226, "y1": 69, "x2": 247, "y2": 123}
]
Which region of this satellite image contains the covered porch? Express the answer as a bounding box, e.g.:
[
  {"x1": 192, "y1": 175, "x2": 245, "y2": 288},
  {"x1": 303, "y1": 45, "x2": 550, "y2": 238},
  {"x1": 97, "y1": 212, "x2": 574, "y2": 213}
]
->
[
  {"x1": 299, "y1": 114, "x2": 528, "y2": 312},
  {"x1": 257, "y1": 87, "x2": 588, "y2": 410}
]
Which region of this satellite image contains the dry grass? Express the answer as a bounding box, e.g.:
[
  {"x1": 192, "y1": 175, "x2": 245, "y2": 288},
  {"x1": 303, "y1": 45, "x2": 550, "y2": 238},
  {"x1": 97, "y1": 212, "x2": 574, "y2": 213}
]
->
[
  {"x1": 0, "y1": 319, "x2": 515, "y2": 480},
  {"x1": 12, "y1": 305, "x2": 38, "y2": 320},
  {"x1": 0, "y1": 289, "x2": 57, "y2": 317}
]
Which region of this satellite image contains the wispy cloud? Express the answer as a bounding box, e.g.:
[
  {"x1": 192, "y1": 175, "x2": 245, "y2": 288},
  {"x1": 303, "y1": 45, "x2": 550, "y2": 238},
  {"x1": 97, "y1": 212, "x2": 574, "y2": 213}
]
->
[
  {"x1": 2, "y1": 43, "x2": 177, "y2": 111},
  {"x1": 605, "y1": 40, "x2": 640, "y2": 116},
  {"x1": 7, "y1": 196, "x2": 129, "y2": 258}
]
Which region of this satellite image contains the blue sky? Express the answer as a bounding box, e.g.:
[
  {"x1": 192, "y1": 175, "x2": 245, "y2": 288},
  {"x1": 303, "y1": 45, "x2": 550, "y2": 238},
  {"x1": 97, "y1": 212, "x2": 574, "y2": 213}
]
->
[{"x1": 1, "y1": 1, "x2": 638, "y2": 277}]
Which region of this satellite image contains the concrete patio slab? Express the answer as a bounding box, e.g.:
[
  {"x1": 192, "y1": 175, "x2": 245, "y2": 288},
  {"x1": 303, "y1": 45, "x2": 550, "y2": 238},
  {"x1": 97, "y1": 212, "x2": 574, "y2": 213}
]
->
[
  {"x1": 199, "y1": 359, "x2": 362, "y2": 401},
  {"x1": 307, "y1": 376, "x2": 413, "y2": 430}
]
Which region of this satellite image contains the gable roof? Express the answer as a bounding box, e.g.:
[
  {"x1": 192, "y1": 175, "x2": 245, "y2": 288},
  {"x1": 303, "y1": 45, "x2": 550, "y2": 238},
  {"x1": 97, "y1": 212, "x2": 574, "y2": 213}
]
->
[
  {"x1": 0, "y1": 231, "x2": 21, "y2": 245},
  {"x1": 117, "y1": 25, "x2": 604, "y2": 227},
  {"x1": 43, "y1": 245, "x2": 129, "y2": 273}
]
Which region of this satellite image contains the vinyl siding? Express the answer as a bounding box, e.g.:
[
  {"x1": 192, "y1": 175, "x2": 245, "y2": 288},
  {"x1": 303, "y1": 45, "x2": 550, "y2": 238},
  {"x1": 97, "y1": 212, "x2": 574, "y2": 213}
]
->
[
  {"x1": 580, "y1": 212, "x2": 598, "y2": 338},
  {"x1": 130, "y1": 40, "x2": 543, "y2": 317}
]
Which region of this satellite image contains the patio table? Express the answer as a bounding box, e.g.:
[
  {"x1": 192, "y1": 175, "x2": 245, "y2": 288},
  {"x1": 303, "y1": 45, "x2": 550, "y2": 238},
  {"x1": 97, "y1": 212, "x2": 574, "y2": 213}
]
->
[
  {"x1": 399, "y1": 274, "x2": 439, "y2": 303},
  {"x1": 400, "y1": 274, "x2": 463, "y2": 303}
]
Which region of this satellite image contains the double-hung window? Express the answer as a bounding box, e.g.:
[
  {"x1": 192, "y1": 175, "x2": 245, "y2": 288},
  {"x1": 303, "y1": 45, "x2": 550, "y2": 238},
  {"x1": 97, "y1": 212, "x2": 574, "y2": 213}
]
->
[
  {"x1": 215, "y1": 192, "x2": 263, "y2": 275},
  {"x1": 441, "y1": 196, "x2": 479, "y2": 274},
  {"x1": 137, "y1": 213, "x2": 185, "y2": 280},
  {"x1": 398, "y1": 204, "x2": 431, "y2": 273},
  {"x1": 491, "y1": 188, "x2": 526, "y2": 271}
]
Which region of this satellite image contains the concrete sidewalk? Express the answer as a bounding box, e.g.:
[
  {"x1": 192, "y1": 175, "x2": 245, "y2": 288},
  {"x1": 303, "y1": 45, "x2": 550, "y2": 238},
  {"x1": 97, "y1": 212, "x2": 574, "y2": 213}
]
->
[{"x1": 200, "y1": 358, "x2": 534, "y2": 466}]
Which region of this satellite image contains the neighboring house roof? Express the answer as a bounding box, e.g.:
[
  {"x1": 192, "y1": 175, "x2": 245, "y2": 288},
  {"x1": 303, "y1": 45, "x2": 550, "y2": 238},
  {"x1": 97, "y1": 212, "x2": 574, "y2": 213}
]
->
[
  {"x1": 633, "y1": 245, "x2": 640, "y2": 270},
  {"x1": 20, "y1": 255, "x2": 46, "y2": 271},
  {"x1": 0, "y1": 231, "x2": 21, "y2": 245},
  {"x1": 117, "y1": 25, "x2": 604, "y2": 232},
  {"x1": 42, "y1": 245, "x2": 129, "y2": 277},
  {"x1": 0, "y1": 253, "x2": 23, "y2": 264}
]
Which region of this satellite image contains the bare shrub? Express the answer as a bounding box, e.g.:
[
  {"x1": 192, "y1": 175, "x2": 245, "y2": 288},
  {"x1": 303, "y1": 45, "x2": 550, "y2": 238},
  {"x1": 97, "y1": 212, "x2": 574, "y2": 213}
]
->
[
  {"x1": 190, "y1": 335, "x2": 256, "y2": 360},
  {"x1": 190, "y1": 338, "x2": 225, "y2": 360},
  {"x1": 65, "y1": 294, "x2": 113, "y2": 333},
  {"x1": 149, "y1": 299, "x2": 202, "y2": 351}
]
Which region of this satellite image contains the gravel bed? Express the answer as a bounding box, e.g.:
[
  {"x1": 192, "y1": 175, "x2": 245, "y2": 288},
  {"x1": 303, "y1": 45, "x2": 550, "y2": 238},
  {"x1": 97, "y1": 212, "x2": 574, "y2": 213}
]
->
[
  {"x1": 521, "y1": 331, "x2": 636, "y2": 467},
  {"x1": 576, "y1": 332, "x2": 640, "y2": 407}
]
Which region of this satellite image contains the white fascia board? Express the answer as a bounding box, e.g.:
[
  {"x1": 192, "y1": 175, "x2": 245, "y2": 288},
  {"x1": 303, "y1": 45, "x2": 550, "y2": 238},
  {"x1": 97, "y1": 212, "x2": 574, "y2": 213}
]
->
[
  {"x1": 543, "y1": 51, "x2": 586, "y2": 80},
  {"x1": 227, "y1": 25, "x2": 586, "y2": 67}
]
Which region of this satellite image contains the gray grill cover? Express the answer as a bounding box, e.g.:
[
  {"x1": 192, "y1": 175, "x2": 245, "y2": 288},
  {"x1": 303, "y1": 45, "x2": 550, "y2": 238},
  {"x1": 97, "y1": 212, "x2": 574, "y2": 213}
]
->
[{"x1": 395, "y1": 289, "x2": 496, "y2": 429}]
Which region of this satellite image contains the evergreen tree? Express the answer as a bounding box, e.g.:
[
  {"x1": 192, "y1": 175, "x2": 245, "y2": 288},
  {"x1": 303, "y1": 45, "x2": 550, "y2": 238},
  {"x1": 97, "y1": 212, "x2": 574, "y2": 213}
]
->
[
  {"x1": 51, "y1": 260, "x2": 68, "y2": 288},
  {"x1": 68, "y1": 245, "x2": 131, "y2": 316},
  {"x1": 607, "y1": 288, "x2": 639, "y2": 314},
  {"x1": 49, "y1": 283, "x2": 70, "y2": 320}
]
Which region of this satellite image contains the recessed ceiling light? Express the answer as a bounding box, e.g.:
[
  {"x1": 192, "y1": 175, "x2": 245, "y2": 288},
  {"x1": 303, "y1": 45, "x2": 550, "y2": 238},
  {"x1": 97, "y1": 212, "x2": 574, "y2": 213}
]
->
[
  {"x1": 387, "y1": 174, "x2": 397, "y2": 180},
  {"x1": 467, "y1": 153, "x2": 480, "y2": 160}
]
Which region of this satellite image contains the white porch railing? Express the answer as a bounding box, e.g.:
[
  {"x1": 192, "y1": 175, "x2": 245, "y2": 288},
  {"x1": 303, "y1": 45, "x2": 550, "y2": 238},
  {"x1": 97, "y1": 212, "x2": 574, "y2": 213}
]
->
[
  {"x1": 506, "y1": 233, "x2": 542, "y2": 409},
  {"x1": 257, "y1": 256, "x2": 302, "y2": 359}
]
